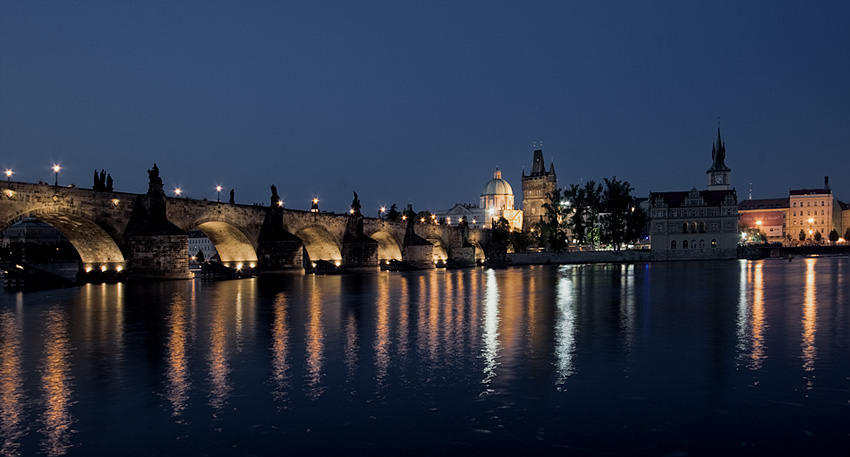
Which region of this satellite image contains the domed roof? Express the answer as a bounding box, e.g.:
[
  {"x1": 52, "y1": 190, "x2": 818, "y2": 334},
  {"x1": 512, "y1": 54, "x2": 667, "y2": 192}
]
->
[{"x1": 481, "y1": 168, "x2": 513, "y2": 196}]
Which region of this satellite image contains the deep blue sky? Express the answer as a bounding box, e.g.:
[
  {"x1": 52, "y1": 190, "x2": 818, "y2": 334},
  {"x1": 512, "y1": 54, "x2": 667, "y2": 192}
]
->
[{"x1": 2, "y1": 1, "x2": 848, "y2": 213}]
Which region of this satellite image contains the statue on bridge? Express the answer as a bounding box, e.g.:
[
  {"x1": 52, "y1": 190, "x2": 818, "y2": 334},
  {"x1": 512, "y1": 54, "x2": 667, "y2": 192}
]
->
[
  {"x1": 351, "y1": 191, "x2": 361, "y2": 215},
  {"x1": 147, "y1": 163, "x2": 163, "y2": 194},
  {"x1": 270, "y1": 185, "x2": 279, "y2": 207}
]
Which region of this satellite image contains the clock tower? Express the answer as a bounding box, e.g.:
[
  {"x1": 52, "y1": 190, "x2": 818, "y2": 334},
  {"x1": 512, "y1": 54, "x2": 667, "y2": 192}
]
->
[{"x1": 706, "y1": 127, "x2": 731, "y2": 190}]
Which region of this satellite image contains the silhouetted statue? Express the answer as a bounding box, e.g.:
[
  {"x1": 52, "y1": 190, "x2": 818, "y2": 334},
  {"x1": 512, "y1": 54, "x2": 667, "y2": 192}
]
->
[
  {"x1": 93, "y1": 170, "x2": 101, "y2": 190},
  {"x1": 106, "y1": 174, "x2": 113, "y2": 192},
  {"x1": 147, "y1": 163, "x2": 163, "y2": 194},
  {"x1": 229, "y1": 189, "x2": 235, "y2": 204},
  {"x1": 270, "y1": 185, "x2": 279, "y2": 206},
  {"x1": 351, "y1": 191, "x2": 361, "y2": 214},
  {"x1": 99, "y1": 170, "x2": 106, "y2": 188}
]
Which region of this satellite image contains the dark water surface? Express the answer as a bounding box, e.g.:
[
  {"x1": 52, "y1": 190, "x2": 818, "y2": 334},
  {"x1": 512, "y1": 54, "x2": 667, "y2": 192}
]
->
[{"x1": 1, "y1": 259, "x2": 848, "y2": 456}]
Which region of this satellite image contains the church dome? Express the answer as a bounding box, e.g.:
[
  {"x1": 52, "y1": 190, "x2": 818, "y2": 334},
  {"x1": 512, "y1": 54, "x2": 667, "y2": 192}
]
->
[{"x1": 481, "y1": 168, "x2": 513, "y2": 196}]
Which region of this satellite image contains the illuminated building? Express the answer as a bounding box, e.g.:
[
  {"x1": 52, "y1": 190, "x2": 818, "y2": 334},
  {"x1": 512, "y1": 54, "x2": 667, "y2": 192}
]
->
[
  {"x1": 738, "y1": 198, "x2": 788, "y2": 242},
  {"x1": 521, "y1": 148, "x2": 557, "y2": 231},
  {"x1": 788, "y1": 177, "x2": 841, "y2": 241}
]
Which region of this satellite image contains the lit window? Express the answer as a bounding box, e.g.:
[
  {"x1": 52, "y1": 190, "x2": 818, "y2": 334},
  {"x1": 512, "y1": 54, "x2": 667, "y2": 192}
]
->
[{"x1": 711, "y1": 239, "x2": 717, "y2": 248}]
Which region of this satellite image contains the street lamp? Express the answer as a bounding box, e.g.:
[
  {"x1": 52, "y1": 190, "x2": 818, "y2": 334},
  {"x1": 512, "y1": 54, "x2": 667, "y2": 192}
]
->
[
  {"x1": 4, "y1": 169, "x2": 12, "y2": 186},
  {"x1": 216, "y1": 185, "x2": 222, "y2": 202},
  {"x1": 53, "y1": 164, "x2": 61, "y2": 187},
  {"x1": 380, "y1": 206, "x2": 386, "y2": 219},
  {"x1": 174, "y1": 188, "x2": 182, "y2": 197}
]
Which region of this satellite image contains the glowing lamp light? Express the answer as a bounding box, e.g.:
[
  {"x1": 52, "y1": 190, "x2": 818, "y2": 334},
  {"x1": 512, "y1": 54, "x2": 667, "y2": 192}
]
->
[
  {"x1": 85, "y1": 266, "x2": 93, "y2": 273},
  {"x1": 4, "y1": 169, "x2": 12, "y2": 178},
  {"x1": 100, "y1": 265, "x2": 107, "y2": 272},
  {"x1": 334, "y1": 261, "x2": 341, "y2": 267},
  {"x1": 116, "y1": 266, "x2": 123, "y2": 272},
  {"x1": 350, "y1": 209, "x2": 355, "y2": 214},
  {"x1": 216, "y1": 185, "x2": 222, "y2": 192},
  {"x1": 236, "y1": 263, "x2": 243, "y2": 270},
  {"x1": 420, "y1": 218, "x2": 425, "y2": 223},
  {"x1": 53, "y1": 164, "x2": 61, "y2": 173},
  {"x1": 111, "y1": 198, "x2": 120, "y2": 206},
  {"x1": 174, "y1": 188, "x2": 182, "y2": 196},
  {"x1": 402, "y1": 215, "x2": 407, "y2": 221},
  {"x1": 277, "y1": 200, "x2": 283, "y2": 207},
  {"x1": 313, "y1": 197, "x2": 319, "y2": 204},
  {"x1": 249, "y1": 263, "x2": 255, "y2": 268},
  {"x1": 312, "y1": 262, "x2": 317, "y2": 268}
]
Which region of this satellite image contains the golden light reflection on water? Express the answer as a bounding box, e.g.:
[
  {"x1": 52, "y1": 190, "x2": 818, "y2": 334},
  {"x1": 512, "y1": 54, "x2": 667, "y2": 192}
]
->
[
  {"x1": 374, "y1": 274, "x2": 390, "y2": 387},
  {"x1": 428, "y1": 274, "x2": 440, "y2": 362},
  {"x1": 802, "y1": 258, "x2": 817, "y2": 374},
  {"x1": 554, "y1": 267, "x2": 576, "y2": 388},
  {"x1": 619, "y1": 264, "x2": 635, "y2": 353},
  {"x1": 0, "y1": 311, "x2": 25, "y2": 457},
  {"x1": 343, "y1": 304, "x2": 359, "y2": 380},
  {"x1": 39, "y1": 308, "x2": 75, "y2": 456},
  {"x1": 305, "y1": 278, "x2": 325, "y2": 399},
  {"x1": 749, "y1": 262, "x2": 767, "y2": 370},
  {"x1": 270, "y1": 292, "x2": 290, "y2": 403},
  {"x1": 208, "y1": 296, "x2": 231, "y2": 414},
  {"x1": 165, "y1": 293, "x2": 192, "y2": 418},
  {"x1": 481, "y1": 269, "x2": 500, "y2": 392},
  {"x1": 396, "y1": 276, "x2": 409, "y2": 360}
]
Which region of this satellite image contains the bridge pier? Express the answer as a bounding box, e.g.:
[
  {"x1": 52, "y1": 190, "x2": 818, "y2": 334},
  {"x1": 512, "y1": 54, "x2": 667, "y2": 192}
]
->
[
  {"x1": 256, "y1": 199, "x2": 304, "y2": 274},
  {"x1": 341, "y1": 201, "x2": 378, "y2": 272},
  {"x1": 402, "y1": 216, "x2": 435, "y2": 269}
]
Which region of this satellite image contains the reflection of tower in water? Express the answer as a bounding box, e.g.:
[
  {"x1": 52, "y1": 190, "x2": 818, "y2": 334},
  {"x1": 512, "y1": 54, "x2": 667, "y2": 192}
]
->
[{"x1": 554, "y1": 267, "x2": 577, "y2": 388}]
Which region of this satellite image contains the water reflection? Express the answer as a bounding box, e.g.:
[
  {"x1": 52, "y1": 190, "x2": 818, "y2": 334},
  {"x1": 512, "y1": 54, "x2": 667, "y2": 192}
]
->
[
  {"x1": 736, "y1": 262, "x2": 768, "y2": 371},
  {"x1": 374, "y1": 275, "x2": 390, "y2": 388},
  {"x1": 619, "y1": 264, "x2": 636, "y2": 354},
  {"x1": 165, "y1": 292, "x2": 193, "y2": 418},
  {"x1": 38, "y1": 307, "x2": 75, "y2": 456},
  {"x1": 481, "y1": 269, "x2": 500, "y2": 393},
  {"x1": 305, "y1": 278, "x2": 325, "y2": 399},
  {"x1": 554, "y1": 266, "x2": 577, "y2": 388},
  {"x1": 0, "y1": 311, "x2": 25, "y2": 457},
  {"x1": 270, "y1": 292, "x2": 290, "y2": 403},
  {"x1": 802, "y1": 258, "x2": 817, "y2": 375},
  {"x1": 208, "y1": 295, "x2": 231, "y2": 415}
]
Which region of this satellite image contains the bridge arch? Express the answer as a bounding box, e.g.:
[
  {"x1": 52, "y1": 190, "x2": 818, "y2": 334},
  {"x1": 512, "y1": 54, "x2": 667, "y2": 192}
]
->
[
  {"x1": 426, "y1": 234, "x2": 448, "y2": 262},
  {"x1": 368, "y1": 230, "x2": 403, "y2": 262},
  {"x1": 295, "y1": 225, "x2": 342, "y2": 263},
  {"x1": 191, "y1": 219, "x2": 259, "y2": 266},
  {"x1": 2, "y1": 208, "x2": 126, "y2": 271}
]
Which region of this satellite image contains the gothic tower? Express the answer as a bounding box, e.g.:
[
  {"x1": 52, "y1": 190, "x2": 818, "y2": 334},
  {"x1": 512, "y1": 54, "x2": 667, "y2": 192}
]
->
[
  {"x1": 521, "y1": 149, "x2": 557, "y2": 231},
  {"x1": 707, "y1": 127, "x2": 731, "y2": 190}
]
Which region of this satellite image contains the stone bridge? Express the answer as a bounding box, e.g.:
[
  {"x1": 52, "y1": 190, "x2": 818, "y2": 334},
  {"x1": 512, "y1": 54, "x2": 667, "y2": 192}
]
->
[{"x1": 1, "y1": 178, "x2": 488, "y2": 279}]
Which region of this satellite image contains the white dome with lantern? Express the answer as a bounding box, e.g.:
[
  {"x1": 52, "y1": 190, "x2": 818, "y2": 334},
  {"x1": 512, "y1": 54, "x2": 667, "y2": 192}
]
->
[{"x1": 480, "y1": 168, "x2": 515, "y2": 211}]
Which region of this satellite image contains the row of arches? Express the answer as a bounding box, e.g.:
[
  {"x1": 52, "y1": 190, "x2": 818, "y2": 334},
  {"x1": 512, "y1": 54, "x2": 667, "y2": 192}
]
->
[
  {"x1": 671, "y1": 239, "x2": 718, "y2": 250},
  {"x1": 2, "y1": 213, "x2": 478, "y2": 271}
]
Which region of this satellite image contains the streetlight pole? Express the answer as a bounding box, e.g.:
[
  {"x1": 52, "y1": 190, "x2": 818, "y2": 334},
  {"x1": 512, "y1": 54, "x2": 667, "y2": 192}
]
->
[
  {"x1": 5, "y1": 169, "x2": 12, "y2": 186},
  {"x1": 380, "y1": 206, "x2": 386, "y2": 219},
  {"x1": 216, "y1": 185, "x2": 222, "y2": 203},
  {"x1": 53, "y1": 164, "x2": 61, "y2": 187}
]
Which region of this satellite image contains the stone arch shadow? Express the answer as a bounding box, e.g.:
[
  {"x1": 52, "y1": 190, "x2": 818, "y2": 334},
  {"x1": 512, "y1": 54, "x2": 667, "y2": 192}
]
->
[{"x1": 368, "y1": 230, "x2": 402, "y2": 262}]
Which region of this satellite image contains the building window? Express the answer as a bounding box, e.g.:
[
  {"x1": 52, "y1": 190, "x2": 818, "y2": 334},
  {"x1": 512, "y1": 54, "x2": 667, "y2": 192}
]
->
[
  {"x1": 699, "y1": 239, "x2": 705, "y2": 249},
  {"x1": 671, "y1": 240, "x2": 676, "y2": 250},
  {"x1": 711, "y1": 239, "x2": 717, "y2": 248},
  {"x1": 699, "y1": 222, "x2": 705, "y2": 233},
  {"x1": 793, "y1": 202, "x2": 796, "y2": 207},
  {"x1": 821, "y1": 201, "x2": 824, "y2": 206},
  {"x1": 682, "y1": 222, "x2": 688, "y2": 233},
  {"x1": 683, "y1": 240, "x2": 688, "y2": 249}
]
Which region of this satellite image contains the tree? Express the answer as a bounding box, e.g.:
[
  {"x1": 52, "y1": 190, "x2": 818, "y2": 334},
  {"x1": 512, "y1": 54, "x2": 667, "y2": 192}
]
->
[
  {"x1": 510, "y1": 229, "x2": 531, "y2": 253},
  {"x1": 195, "y1": 248, "x2": 205, "y2": 263},
  {"x1": 541, "y1": 188, "x2": 569, "y2": 252},
  {"x1": 828, "y1": 229, "x2": 839, "y2": 243},
  {"x1": 563, "y1": 181, "x2": 603, "y2": 246},
  {"x1": 799, "y1": 229, "x2": 806, "y2": 241},
  {"x1": 600, "y1": 176, "x2": 644, "y2": 250},
  {"x1": 814, "y1": 230, "x2": 822, "y2": 242},
  {"x1": 490, "y1": 216, "x2": 512, "y2": 247}
]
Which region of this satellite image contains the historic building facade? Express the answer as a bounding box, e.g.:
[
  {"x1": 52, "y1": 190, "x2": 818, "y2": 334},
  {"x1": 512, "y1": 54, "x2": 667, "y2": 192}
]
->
[
  {"x1": 648, "y1": 129, "x2": 739, "y2": 259},
  {"x1": 521, "y1": 149, "x2": 557, "y2": 231},
  {"x1": 436, "y1": 167, "x2": 523, "y2": 231},
  {"x1": 787, "y1": 177, "x2": 841, "y2": 241},
  {"x1": 738, "y1": 198, "x2": 789, "y2": 242}
]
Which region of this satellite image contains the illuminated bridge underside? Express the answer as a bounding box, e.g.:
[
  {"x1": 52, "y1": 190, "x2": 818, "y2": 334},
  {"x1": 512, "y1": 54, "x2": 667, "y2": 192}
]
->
[
  {"x1": 29, "y1": 212, "x2": 125, "y2": 268},
  {"x1": 428, "y1": 237, "x2": 448, "y2": 261},
  {"x1": 369, "y1": 231, "x2": 402, "y2": 261},
  {"x1": 196, "y1": 221, "x2": 258, "y2": 264},
  {"x1": 296, "y1": 227, "x2": 342, "y2": 262}
]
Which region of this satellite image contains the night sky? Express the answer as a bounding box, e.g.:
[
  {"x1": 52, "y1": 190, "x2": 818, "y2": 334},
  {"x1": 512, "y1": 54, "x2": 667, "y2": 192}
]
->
[{"x1": 2, "y1": 1, "x2": 848, "y2": 214}]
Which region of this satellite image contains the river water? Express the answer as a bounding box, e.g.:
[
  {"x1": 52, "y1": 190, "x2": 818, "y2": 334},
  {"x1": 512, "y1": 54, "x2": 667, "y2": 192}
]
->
[{"x1": 0, "y1": 258, "x2": 847, "y2": 456}]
